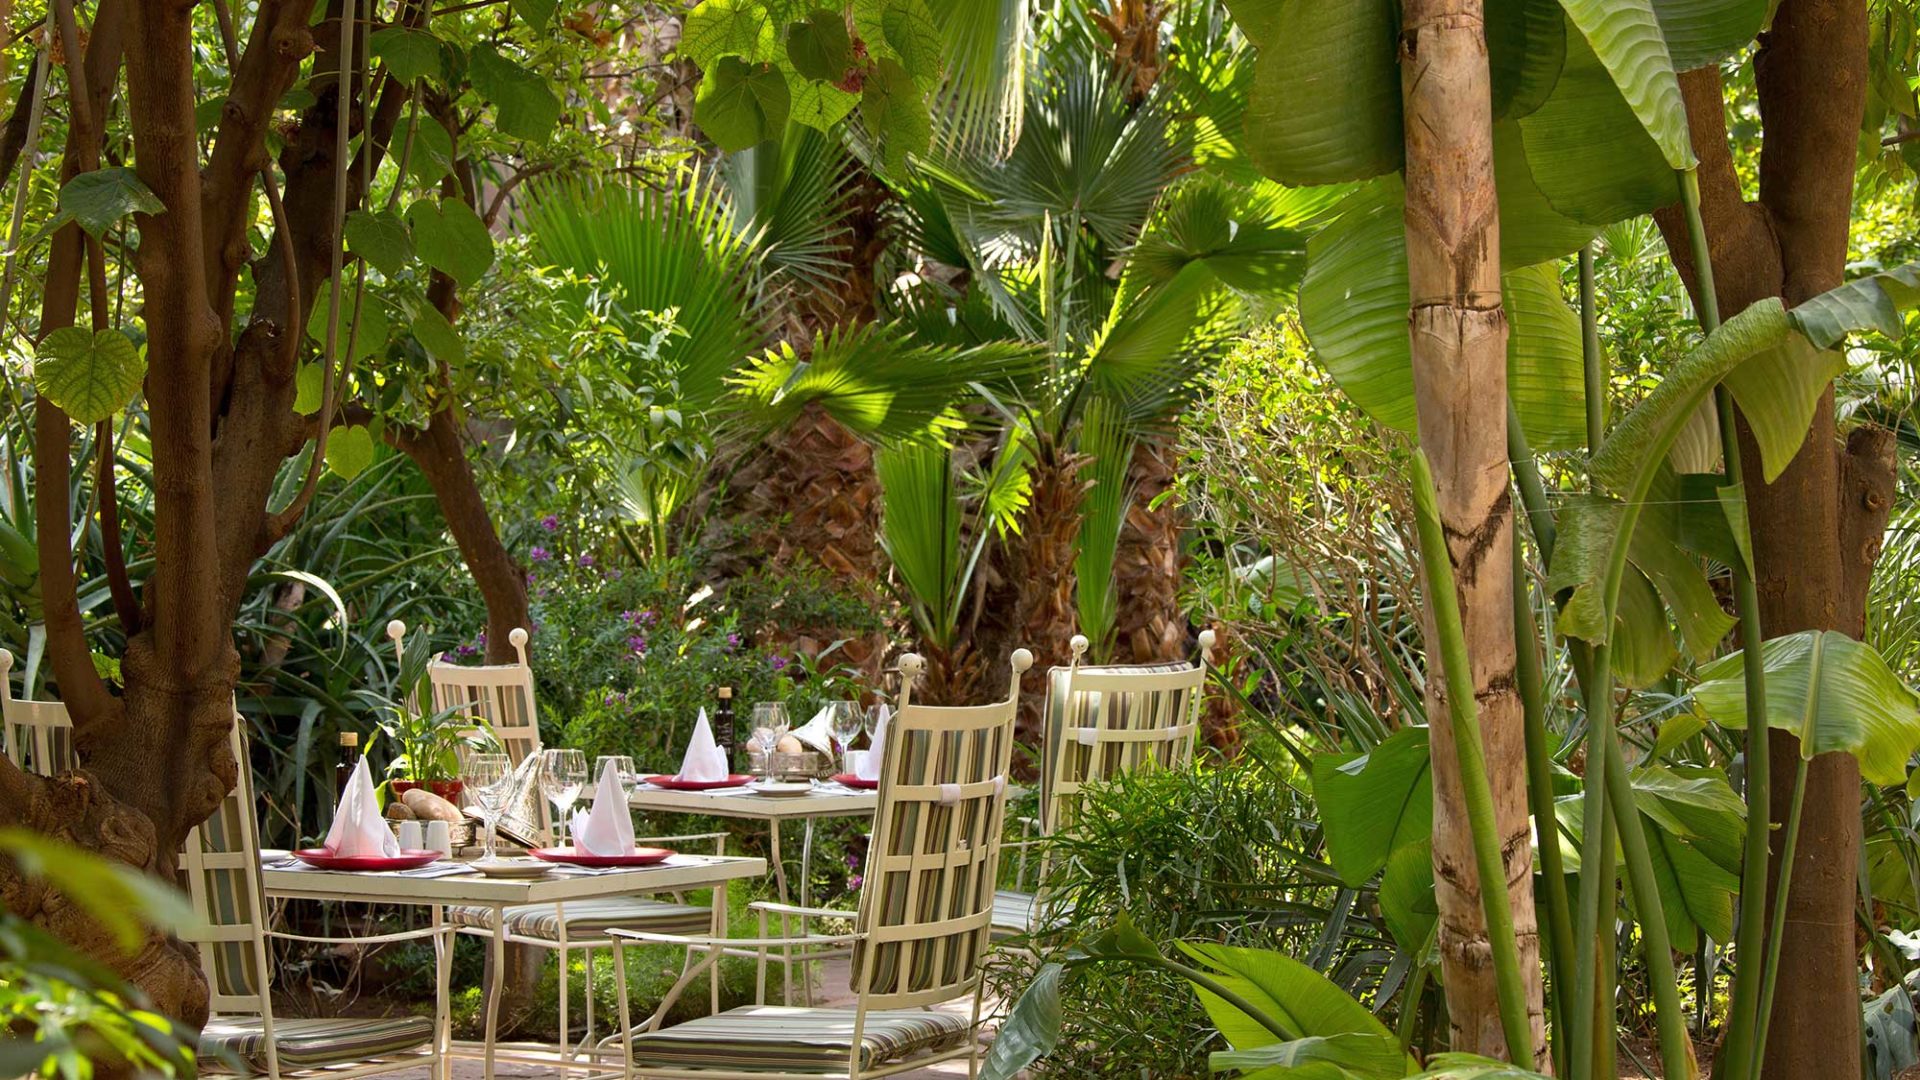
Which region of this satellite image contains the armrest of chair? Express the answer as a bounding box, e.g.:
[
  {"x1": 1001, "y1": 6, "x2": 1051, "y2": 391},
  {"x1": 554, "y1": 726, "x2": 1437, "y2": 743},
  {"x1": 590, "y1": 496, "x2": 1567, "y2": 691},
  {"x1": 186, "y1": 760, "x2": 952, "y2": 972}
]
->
[
  {"x1": 607, "y1": 927, "x2": 863, "y2": 948},
  {"x1": 748, "y1": 900, "x2": 857, "y2": 921}
]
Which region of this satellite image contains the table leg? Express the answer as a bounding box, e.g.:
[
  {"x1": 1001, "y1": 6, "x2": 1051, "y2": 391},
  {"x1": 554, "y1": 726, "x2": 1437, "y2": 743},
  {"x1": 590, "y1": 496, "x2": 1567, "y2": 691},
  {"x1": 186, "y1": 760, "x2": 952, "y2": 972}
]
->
[
  {"x1": 769, "y1": 819, "x2": 794, "y2": 1006},
  {"x1": 484, "y1": 911, "x2": 506, "y2": 1080},
  {"x1": 801, "y1": 817, "x2": 816, "y2": 1008},
  {"x1": 710, "y1": 877, "x2": 725, "y2": 1016},
  {"x1": 433, "y1": 906, "x2": 451, "y2": 1080}
]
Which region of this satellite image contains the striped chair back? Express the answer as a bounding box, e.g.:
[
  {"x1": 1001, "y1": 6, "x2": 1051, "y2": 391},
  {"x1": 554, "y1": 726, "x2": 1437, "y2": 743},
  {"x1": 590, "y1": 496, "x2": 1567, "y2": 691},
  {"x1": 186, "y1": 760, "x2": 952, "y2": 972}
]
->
[
  {"x1": 178, "y1": 713, "x2": 276, "y2": 1039},
  {"x1": 0, "y1": 649, "x2": 76, "y2": 777},
  {"x1": 423, "y1": 628, "x2": 541, "y2": 766},
  {"x1": 852, "y1": 649, "x2": 1029, "y2": 1012},
  {"x1": 1040, "y1": 630, "x2": 1215, "y2": 838}
]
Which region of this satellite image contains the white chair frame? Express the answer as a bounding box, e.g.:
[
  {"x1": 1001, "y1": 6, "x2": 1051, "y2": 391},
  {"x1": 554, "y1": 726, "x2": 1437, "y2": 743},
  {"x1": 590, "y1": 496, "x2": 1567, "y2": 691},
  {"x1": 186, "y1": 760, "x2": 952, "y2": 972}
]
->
[
  {"x1": 606, "y1": 648, "x2": 1032, "y2": 1080},
  {"x1": 386, "y1": 620, "x2": 724, "y2": 1066},
  {"x1": 1, "y1": 648, "x2": 76, "y2": 776}
]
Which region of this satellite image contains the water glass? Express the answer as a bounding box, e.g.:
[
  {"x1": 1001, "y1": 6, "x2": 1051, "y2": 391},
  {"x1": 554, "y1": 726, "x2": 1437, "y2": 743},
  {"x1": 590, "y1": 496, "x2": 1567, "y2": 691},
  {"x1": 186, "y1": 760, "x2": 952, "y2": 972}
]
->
[
  {"x1": 863, "y1": 704, "x2": 886, "y2": 740},
  {"x1": 462, "y1": 752, "x2": 511, "y2": 859},
  {"x1": 826, "y1": 701, "x2": 862, "y2": 765},
  {"x1": 752, "y1": 702, "x2": 790, "y2": 742},
  {"x1": 539, "y1": 748, "x2": 587, "y2": 845},
  {"x1": 594, "y1": 754, "x2": 637, "y2": 796}
]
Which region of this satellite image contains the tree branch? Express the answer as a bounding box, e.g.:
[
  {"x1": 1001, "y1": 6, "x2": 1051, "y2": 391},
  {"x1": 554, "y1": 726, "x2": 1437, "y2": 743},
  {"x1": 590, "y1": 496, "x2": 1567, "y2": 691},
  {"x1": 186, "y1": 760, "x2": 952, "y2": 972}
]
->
[{"x1": 95, "y1": 419, "x2": 140, "y2": 635}]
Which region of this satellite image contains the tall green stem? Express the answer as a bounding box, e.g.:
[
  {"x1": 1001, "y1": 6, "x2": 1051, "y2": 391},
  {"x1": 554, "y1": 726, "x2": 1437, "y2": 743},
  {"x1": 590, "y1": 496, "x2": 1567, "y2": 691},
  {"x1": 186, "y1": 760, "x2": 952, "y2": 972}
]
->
[
  {"x1": 1580, "y1": 246, "x2": 1607, "y2": 451},
  {"x1": 1409, "y1": 452, "x2": 1538, "y2": 1067},
  {"x1": 1569, "y1": 643, "x2": 1614, "y2": 1080},
  {"x1": 1514, "y1": 528, "x2": 1575, "y2": 1074},
  {"x1": 1747, "y1": 746, "x2": 1811, "y2": 1080}
]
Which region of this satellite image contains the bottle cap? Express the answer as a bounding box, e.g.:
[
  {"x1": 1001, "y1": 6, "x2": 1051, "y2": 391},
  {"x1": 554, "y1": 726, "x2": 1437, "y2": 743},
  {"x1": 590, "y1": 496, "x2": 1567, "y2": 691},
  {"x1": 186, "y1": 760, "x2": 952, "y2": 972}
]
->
[
  {"x1": 718, "y1": 686, "x2": 733, "y2": 699},
  {"x1": 339, "y1": 731, "x2": 359, "y2": 748}
]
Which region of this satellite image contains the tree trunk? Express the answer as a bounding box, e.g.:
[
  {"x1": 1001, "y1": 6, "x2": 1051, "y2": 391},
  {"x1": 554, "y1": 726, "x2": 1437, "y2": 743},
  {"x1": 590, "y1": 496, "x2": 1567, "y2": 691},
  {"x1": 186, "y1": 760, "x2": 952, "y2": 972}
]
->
[
  {"x1": 1397, "y1": 0, "x2": 1547, "y2": 1065},
  {"x1": 1649, "y1": 4, "x2": 1887, "y2": 1075}
]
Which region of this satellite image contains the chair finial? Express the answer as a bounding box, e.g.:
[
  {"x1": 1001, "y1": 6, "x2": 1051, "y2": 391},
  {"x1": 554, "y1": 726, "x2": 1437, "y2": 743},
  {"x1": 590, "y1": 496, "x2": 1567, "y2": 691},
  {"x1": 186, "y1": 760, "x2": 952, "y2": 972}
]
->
[
  {"x1": 1198, "y1": 628, "x2": 1217, "y2": 656},
  {"x1": 898, "y1": 653, "x2": 925, "y2": 679},
  {"x1": 1011, "y1": 648, "x2": 1034, "y2": 674},
  {"x1": 1069, "y1": 635, "x2": 1089, "y2": 660},
  {"x1": 508, "y1": 627, "x2": 530, "y2": 648},
  {"x1": 386, "y1": 619, "x2": 406, "y2": 642},
  {"x1": 0, "y1": 648, "x2": 12, "y2": 675}
]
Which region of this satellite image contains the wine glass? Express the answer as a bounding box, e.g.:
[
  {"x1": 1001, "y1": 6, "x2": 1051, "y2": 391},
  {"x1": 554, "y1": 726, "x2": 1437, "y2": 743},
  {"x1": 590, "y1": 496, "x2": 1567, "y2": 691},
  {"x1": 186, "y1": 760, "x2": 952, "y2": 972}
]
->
[
  {"x1": 827, "y1": 701, "x2": 862, "y2": 768},
  {"x1": 539, "y1": 748, "x2": 587, "y2": 846},
  {"x1": 750, "y1": 703, "x2": 788, "y2": 780},
  {"x1": 594, "y1": 754, "x2": 637, "y2": 797},
  {"x1": 863, "y1": 704, "x2": 886, "y2": 741},
  {"x1": 463, "y1": 752, "x2": 511, "y2": 860}
]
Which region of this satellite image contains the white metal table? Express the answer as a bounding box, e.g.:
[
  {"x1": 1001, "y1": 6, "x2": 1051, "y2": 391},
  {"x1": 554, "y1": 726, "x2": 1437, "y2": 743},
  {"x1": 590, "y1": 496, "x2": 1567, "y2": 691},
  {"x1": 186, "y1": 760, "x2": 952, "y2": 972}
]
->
[{"x1": 262, "y1": 851, "x2": 767, "y2": 1080}]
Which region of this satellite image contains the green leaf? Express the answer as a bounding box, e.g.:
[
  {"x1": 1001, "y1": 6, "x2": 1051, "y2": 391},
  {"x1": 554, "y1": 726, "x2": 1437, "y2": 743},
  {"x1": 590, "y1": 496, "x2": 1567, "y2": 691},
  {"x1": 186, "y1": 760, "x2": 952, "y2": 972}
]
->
[
  {"x1": 399, "y1": 112, "x2": 455, "y2": 187},
  {"x1": 860, "y1": 59, "x2": 930, "y2": 172},
  {"x1": 697, "y1": 57, "x2": 791, "y2": 152},
  {"x1": 1487, "y1": 0, "x2": 1567, "y2": 119},
  {"x1": 1311, "y1": 726, "x2": 1432, "y2": 887},
  {"x1": 32, "y1": 327, "x2": 145, "y2": 424},
  {"x1": 0, "y1": 829, "x2": 199, "y2": 953},
  {"x1": 1720, "y1": 334, "x2": 1849, "y2": 483},
  {"x1": 1299, "y1": 174, "x2": 1584, "y2": 446},
  {"x1": 1546, "y1": 490, "x2": 1733, "y2": 665},
  {"x1": 1633, "y1": 765, "x2": 1742, "y2": 949},
  {"x1": 293, "y1": 362, "x2": 324, "y2": 416},
  {"x1": 789, "y1": 77, "x2": 861, "y2": 130},
  {"x1": 1378, "y1": 837, "x2": 1439, "y2": 952},
  {"x1": 1416, "y1": 1052, "x2": 1554, "y2": 1078},
  {"x1": 1492, "y1": 119, "x2": 1600, "y2": 269},
  {"x1": 369, "y1": 27, "x2": 444, "y2": 84},
  {"x1": 1177, "y1": 942, "x2": 1405, "y2": 1053},
  {"x1": 1126, "y1": 177, "x2": 1318, "y2": 298},
  {"x1": 325, "y1": 424, "x2": 376, "y2": 481},
  {"x1": 58, "y1": 168, "x2": 165, "y2": 238},
  {"x1": 1211, "y1": 1033, "x2": 1411, "y2": 1079},
  {"x1": 1242, "y1": 0, "x2": 1402, "y2": 186},
  {"x1": 1554, "y1": 0, "x2": 1696, "y2": 169},
  {"x1": 978, "y1": 963, "x2": 1062, "y2": 1080},
  {"x1": 1653, "y1": 0, "x2": 1768, "y2": 70},
  {"x1": 1517, "y1": 29, "x2": 1679, "y2": 225},
  {"x1": 681, "y1": 0, "x2": 779, "y2": 67},
  {"x1": 785, "y1": 9, "x2": 853, "y2": 81},
  {"x1": 405, "y1": 198, "x2": 495, "y2": 287},
  {"x1": 1695, "y1": 630, "x2": 1920, "y2": 786},
  {"x1": 855, "y1": 0, "x2": 944, "y2": 85},
  {"x1": 469, "y1": 44, "x2": 562, "y2": 142},
  {"x1": 1786, "y1": 260, "x2": 1920, "y2": 349},
  {"x1": 410, "y1": 305, "x2": 466, "y2": 367},
  {"x1": 344, "y1": 209, "x2": 414, "y2": 277},
  {"x1": 511, "y1": 0, "x2": 557, "y2": 33},
  {"x1": 308, "y1": 289, "x2": 392, "y2": 362}
]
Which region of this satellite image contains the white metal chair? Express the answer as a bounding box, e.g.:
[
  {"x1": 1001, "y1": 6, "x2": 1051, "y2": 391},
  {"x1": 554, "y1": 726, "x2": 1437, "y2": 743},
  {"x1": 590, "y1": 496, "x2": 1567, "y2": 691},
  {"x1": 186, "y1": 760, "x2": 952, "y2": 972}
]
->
[
  {"x1": 605, "y1": 648, "x2": 1031, "y2": 1079},
  {"x1": 0, "y1": 648, "x2": 76, "y2": 776},
  {"x1": 387, "y1": 620, "x2": 725, "y2": 1061},
  {"x1": 993, "y1": 629, "x2": 1215, "y2": 937}
]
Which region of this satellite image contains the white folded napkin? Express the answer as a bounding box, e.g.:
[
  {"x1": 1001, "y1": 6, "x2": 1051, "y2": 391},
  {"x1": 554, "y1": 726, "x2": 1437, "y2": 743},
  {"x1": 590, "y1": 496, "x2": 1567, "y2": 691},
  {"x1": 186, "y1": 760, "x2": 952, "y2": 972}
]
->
[
  {"x1": 570, "y1": 762, "x2": 635, "y2": 856},
  {"x1": 677, "y1": 708, "x2": 730, "y2": 782},
  {"x1": 326, "y1": 758, "x2": 401, "y2": 857},
  {"x1": 789, "y1": 707, "x2": 835, "y2": 755},
  {"x1": 855, "y1": 706, "x2": 890, "y2": 782}
]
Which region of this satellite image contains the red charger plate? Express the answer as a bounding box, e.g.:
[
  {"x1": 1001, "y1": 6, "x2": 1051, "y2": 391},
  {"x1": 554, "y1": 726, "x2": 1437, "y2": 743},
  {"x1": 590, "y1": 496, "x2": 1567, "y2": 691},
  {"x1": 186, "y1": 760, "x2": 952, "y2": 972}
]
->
[
  {"x1": 642, "y1": 774, "x2": 753, "y2": 791},
  {"x1": 831, "y1": 773, "x2": 879, "y2": 790},
  {"x1": 529, "y1": 846, "x2": 674, "y2": 867},
  {"x1": 292, "y1": 848, "x2": 441, "y2": 872}
]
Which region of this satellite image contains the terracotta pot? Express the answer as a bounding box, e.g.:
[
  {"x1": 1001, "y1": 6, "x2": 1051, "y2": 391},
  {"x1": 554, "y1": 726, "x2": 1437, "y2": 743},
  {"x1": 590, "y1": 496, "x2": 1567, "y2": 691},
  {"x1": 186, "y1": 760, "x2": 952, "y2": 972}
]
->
[{"x1": 392, "y1": 779, "x2": 464, "y2": 803}]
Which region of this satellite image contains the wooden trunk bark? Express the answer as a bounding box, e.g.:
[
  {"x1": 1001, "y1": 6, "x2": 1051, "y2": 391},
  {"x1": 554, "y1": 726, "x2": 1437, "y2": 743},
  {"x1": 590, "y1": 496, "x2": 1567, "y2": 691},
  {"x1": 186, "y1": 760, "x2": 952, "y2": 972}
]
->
[
  {"x1": 1648, "y1": 3, "x2": 1887, "y2": 1075},
  {"x1": 1397, "y1": 0, "x2": 1547, "y2": 1065}
]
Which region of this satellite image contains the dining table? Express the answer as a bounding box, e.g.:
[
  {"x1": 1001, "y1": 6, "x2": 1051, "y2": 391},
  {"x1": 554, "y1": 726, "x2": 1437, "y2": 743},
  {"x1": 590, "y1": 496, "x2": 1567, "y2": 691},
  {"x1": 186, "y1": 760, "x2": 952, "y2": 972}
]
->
[{"x1": 261, "y1": 848, "x2": 768, "y2": 1080}]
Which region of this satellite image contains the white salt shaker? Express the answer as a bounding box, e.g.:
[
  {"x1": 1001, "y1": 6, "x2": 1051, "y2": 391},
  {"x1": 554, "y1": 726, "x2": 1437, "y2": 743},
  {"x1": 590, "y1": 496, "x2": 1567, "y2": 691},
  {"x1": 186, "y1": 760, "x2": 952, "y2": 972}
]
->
[
  {"x1": 396, "y1": 820, "x2": 424, "y2": 851},
  {"x1": 424, "y1": 819, "x2": 452, "y2": 857}
]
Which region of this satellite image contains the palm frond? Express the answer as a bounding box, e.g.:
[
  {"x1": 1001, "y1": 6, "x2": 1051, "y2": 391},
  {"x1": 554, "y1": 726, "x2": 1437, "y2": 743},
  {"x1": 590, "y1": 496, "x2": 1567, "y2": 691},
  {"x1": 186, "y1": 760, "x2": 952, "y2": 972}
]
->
[
  {"x1": 876, "y1": 442, "x2": 974, "y2": 649},
  {"x1": 1073, "y1": 396, "x2": 1135, "y2": 658},
  {"x1": 716, "y1": 124, "x2": 857, "y2": 299},
  {"x1": 726, "y1": 322, "x2": 1045, "y2": 445},
  {"x1": 523, "y1": 174, "x2": 762, "y2": 408},
  {"x1": 1126, "y1": 176, "x2": 1340, "y2": 300},
  {"x1": 1077, "y1": 259, "x2": 1238, "y2": 426},
  {"x1": 931, "y1": 0, "x2": 1034, "y2": 158}
]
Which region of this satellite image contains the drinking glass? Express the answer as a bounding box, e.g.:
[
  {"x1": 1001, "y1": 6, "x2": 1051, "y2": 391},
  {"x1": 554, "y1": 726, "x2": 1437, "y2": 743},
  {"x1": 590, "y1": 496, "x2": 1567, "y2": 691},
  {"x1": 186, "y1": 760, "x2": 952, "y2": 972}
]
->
[
  {"x1": 863, "y1": 704, "x2": 886, "y2": 740},
  {"x1": 539, "y1": 748, "x2": 587, "y2": 846},
  {"x1": 750, "y1": 703, "x2": 790, "y2": 780},
  {"x1": 827, "y1": 701, "x2": 862, "y2": 767},
  {"x1": 594, "y1": 755, "x2": 637, "y2": 797},
  {"x1": 463, "y1": 752, "x2": 511, "y2": 860}
]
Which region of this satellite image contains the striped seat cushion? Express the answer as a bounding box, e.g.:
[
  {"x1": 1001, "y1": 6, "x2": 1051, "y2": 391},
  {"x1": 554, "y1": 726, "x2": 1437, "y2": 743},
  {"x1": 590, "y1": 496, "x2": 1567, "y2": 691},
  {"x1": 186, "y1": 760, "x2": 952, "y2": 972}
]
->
[
  {"x1": 990, "y1": 889, "x2": 1038, "y2": 935},
  {"x1": 448, "y1": 896, "x2": 710, "y2": 940},
  {"x1": 199, "y1": 1015, "x2": 432, "y2": 1072},
  {"x1": 630, "y1": 1005, "x2": 969, "y2": 1072}
]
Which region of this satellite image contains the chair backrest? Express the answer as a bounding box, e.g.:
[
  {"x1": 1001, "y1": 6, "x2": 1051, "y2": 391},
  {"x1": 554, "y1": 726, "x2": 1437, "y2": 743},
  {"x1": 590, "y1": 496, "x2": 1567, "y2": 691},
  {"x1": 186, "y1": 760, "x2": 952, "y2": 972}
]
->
[
  {"x1": 401, "y1": 622, "x2": 542, "y2": 766},
  {"x1": 1040, "y1": 629, "x2": 1215, "y2": 838},
  {"x1": 0, "y1": 649, "x2": 76, "y2": 777},
  {"x1": 178, "y1": 712, "x2": 276, "y2": 1036},
  {"x1": 852, "y1": 649, "x2": 1029, "y2": 1012}
]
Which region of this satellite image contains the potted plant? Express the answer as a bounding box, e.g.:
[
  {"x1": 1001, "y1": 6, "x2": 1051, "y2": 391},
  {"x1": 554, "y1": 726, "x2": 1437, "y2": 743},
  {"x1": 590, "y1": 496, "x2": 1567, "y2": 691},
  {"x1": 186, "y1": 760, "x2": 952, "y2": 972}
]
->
[{"x1": 375, "y1": 699, "x2": 490, "y2": 803}]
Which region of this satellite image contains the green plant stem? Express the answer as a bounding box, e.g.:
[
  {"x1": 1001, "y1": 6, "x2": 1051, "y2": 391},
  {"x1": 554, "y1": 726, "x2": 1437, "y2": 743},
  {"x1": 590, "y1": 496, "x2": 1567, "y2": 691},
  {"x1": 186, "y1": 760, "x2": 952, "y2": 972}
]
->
[
  {"x1": 1513, "y1": 532, "x2": 1575, "y2": 1072},
  {"x1": 1568, "y1": 642, "x2": 1613, "y2": 1080},
  {"x1": 1580, "y1": 245, "x2": 1606, "y2": 450},
  {"x1": 1748, "y1": 753, "x2": 1810, "y2": 1080},
  {"x1": 1408, "y1": 451, "x2": 1538, "y2": 1067},
  {"x1": 1397, "y1": 963, "x2": 1431, "y2": 1052},
  {"x1": 1507, "y1": 399, "x2": 1557, "y2": 560},
  {"x1": 1600, "y1": 721, "x2": 1694, "y2": 1080}
]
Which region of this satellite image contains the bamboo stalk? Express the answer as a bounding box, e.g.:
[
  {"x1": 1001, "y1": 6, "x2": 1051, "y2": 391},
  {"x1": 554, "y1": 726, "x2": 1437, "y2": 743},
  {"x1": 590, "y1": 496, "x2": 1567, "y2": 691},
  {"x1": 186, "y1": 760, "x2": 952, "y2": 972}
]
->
[{"x1": 1410, "y1": 451, "x2": 1538, "y2": 1066}]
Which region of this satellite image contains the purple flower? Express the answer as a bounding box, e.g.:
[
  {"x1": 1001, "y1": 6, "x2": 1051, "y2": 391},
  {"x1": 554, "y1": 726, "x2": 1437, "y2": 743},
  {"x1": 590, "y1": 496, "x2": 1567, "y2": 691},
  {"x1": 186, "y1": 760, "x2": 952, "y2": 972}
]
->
[
  {"x1": 530, "y1": 546, "x2": 551, "y2": 562},
  {"x1": 769, "y1": 655, "x2": 789, "y2": 671},
  {"x1": 476, "y1": 630, "x2": 488, "y2": 646},
  {"x1": 603, "y1": 691, "x2": 628, "y2": 707},
  {"x1": 540, "y1": 515, "x2": 560, "y2": 532},
  {"x1": 576, "y1": 553, "x2": 595, "y2": 569},
  {"x1": 847, "y1": 874, "x2": 863, "y2": 890},
  {"x1": 627, "y1": 634, "x2": 649, "y2": 656},
  {"x1": 457, "y1": 643, "x2": 479, "y2": 658},
  {"x1": 845, "y1": 852, "x2": 861, "y2": 870},
  {"x1": 726, "y1": 633, "x2": 741, "y2": 650}
]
